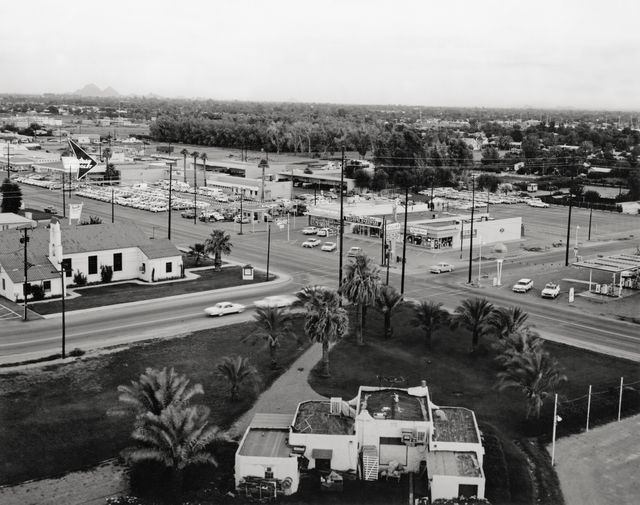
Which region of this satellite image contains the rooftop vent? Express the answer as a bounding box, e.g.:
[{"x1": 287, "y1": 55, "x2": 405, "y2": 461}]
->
[{"x1": 330, "y1": 397, "x2": 342, "y2": 415}]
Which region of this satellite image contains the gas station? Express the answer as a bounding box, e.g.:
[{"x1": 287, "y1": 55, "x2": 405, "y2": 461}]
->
[{"x1": 573, "y1": 253, "x2": 640, "y2": 298}]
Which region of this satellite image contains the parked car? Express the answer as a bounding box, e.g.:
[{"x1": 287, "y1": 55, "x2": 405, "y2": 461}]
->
[
  {"x1": 204, "y1": 302, "x2": 246, "y2": 317},
  {"x1": 43, "y1": 205, "x2": 58, "y2": 214},
  {"x1": 347, "y1": 246, "x2": 363, "y2": 257},
  {"x1": 254, "y1": 295, "x2": 297, "y2": 308},
  {"x1": 302, "y1": 226, "x2": 318, "y2": 235},
  {"x1": 321, "y1": 241, "x2": 337, "y2": 252},
  {"x1": 181, "y1": 209, "x2": 196, "y2": 219},
  {"x1": 512, "y1": 278, "x2": 534, "y2": 293},
  {"x1": 302, "y1": 238, "x2": 322, "y2": 248},
  {"x1": 430, "y1": 262, "x2": 454, "y2": 274},
  {"x1": 527, "y1": 199, "x2": 549, "y2": 208},
  {"x1": 234, "y1": 215, "x2": 250, "y2": 224},
  {"x1": 541, "y1": 282, "x2": 561, "y2": 299},
  {"x1": 199, "y1": 211, "x2": 225, "y2": 222}
]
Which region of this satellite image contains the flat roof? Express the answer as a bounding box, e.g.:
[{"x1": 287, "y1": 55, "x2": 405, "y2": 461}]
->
[
  {"x1": 360, "y1": 389, "x2": 427, "y2": 422},
  {"x1": 250, "y1": 413, "x2": 293, "y2": 430},
  {"x1": 238, "y1": 428, "x2": 291, "y2": 458},
  {"x1": 426, "y1": 451, "x2": 482, "y2": 478},
  {"x1": 573, "y1": 254, "x2": 640, "y2": 274},
  {"x1": 432, "y1": 407, "x2": 479, "y2": 443},
  {"x1": 293, "y1": 401, "x2": 355, "y2": 435}
]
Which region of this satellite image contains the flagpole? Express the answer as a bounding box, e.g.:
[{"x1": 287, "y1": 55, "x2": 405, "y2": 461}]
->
[{"x1": 551, "y1": 393, "x2": 558, "y2": 466}]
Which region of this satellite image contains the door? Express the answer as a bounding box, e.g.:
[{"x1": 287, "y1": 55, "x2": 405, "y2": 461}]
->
[{"x1": 458, "y1": 484, "x2": 478, "y2": 499}]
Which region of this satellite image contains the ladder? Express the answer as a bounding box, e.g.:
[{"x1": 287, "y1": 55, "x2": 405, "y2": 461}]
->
[{"x1": 362, "y1": 445, "x2": 379, "y2": 481}]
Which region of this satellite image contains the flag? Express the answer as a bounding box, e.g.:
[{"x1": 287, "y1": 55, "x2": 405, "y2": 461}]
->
[{"x1": 67, "y1": 139, "x2": 98, "y2": 180}]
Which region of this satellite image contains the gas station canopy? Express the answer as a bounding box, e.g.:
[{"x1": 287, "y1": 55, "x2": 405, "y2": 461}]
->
[{"x1": 573, "y1": 254, "x2": 640, "y2": 274}]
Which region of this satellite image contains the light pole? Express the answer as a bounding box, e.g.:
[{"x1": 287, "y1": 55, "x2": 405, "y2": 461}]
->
[
  {"x1": 6, "y1": 141, "x2": 11, "y2": 180},
  {"x1": 167, "y1": 161, "x2": 175, "y2": 240},
  {"x1": 478, "y1": 236, "x2": 484, "y2": 283},
  {"x1": 266, "y1": 224, "x2": 271, "y2": 281},
  {"x1": 588, "y1": 205, "x2": 593, "y2": 240},
  {"x1": 338, "y1": 147, "x2": 345, "y2": 299},
  {"x1": 565, "y1": 172, "x2": 574, "y2": 267},
  {"x1": 400, "y1": 183, "x2": 409, "y2": 295},
  {"x1": 111, "y1": 185, "x2": 114, "y2": 223},
  {"x1": 467, "y1": 175, "x2": 476, "y2": 284},
  {"x1": 574, "y1": 225, "x2": 580, "y2": 258},
  {"x1": 430, "y1": 175, "x2": 434, "y2": 211},
  {"x1": 239, "y1": 191, "x2": 244, "y2": 235}
]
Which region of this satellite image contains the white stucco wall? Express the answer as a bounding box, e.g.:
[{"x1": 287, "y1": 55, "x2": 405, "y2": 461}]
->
[
  {"x1": 288, "y1": 432, "x2": 357, "y2": 472},
  {"x1": 62, "y1": 246, "x2": 142, "y2": 284},
  {"x1": 430, "y1": 474, "x2": 485, "y2": 501}
]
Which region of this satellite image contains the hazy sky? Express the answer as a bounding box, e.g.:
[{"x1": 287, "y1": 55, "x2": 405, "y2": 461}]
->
[{"x1": 1, "y1": 0, "x2": 639, "y2": 110}]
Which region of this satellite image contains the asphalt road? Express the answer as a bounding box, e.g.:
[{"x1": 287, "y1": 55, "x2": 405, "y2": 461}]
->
[{"x1": 1, "y1": 184, "x2": 639, "y2": 364}]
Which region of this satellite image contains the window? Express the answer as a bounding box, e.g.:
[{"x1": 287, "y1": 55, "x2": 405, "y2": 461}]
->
[
  {"x1": 166, "y1": 262, "x2": 172, "y2": 273},
  {"x1": 88, "y1": 256, "x2": 98, "y2": 275},
  {"x1": 113, "y1": 253, "x2": 122, "y2": 272},
  {"x1": 62, "y1": 258, "x2": 72, "y2": 277},
  {"x1": 43, "y1": 281, "x2": 51, "y2": 291},
  {"x1": 141, "y1": 263, "x2": 146, "y2": 274},
  {"x1": 2, "y1": 278, "x2": 4, "y2": 290},
  {"x1": 265, "y1": 467, "x2": 273, "y2": 479}
]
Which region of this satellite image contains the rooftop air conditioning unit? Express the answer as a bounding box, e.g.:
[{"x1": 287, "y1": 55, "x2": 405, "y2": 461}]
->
[
  {"x1": 330, "y1": 397, "x2": 342, "y2": 416},
  {"x1": 401, "y1": 428, "x2": 416, "y2": 444}
]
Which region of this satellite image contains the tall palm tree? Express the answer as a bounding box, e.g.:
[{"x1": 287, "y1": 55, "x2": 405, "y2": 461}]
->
[
  {"x1": 216, "y1": 355, "x2": 258, "y2": 401},
  {"x1": 102, "y1": 147, "x2": 112, "y2": 167},
  {"x1": 125, "y1": 404, "x2": 223, "y2": 493},
  {"x1": 451, "y1": 297, "x2": 495, "y2": 350},
  {"x1": 489, "y1": 306, "x2": 531, "y2": 340},
  {"x1": 340, "y1": 253, "x2": 380, "y2": 345},
  {"x1": 189, "y1": 242, "x2": 206, "y2": 266},
  {"x1": 204, "y1": 229, "x2": 232, "y2": 271},
  {"x1": 376, "y1": 285, "x2": 403, "y2": 339},
  {"x1": 496, "y1": 349, "x2": 567, "y2": 419},
  {"x1": 411, "y1": 301, "x2": 450, "y2": 349},
  {"x1": 249, "y1": 306, "x2": 297, "y2": 369},
  {"x1": 191, "y1": 151, "x2": 199, "y2": 190},
  {"x1": 118, "y1": 367, "x2": 203, "y2": 417},
  {"x1": 180, "y1": 148, "x2": 189, "y2": 183},
  {"x1": 494, "y1": 328, "x2": 544, "y2": 367},
  {"x1": 200, "y1": 152, "x2": 208, "y2": 187},
  {"x1": 295, "y1": 285, "x2": 348, "y2": 377}
]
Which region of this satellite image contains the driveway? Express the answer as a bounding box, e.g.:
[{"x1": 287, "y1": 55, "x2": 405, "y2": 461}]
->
[{"x1": 551, "y1": 414, "x2": 640, "y2": 505}]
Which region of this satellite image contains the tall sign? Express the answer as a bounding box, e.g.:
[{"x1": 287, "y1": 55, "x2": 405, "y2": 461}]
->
[{"x1": 66, "y1": 139, "x2": 98, "y2": 179}]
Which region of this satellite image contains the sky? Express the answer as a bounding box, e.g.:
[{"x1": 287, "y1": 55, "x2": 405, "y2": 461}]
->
[{"x1": 1, "y1": 0, "x2": 639, "y2": 110}]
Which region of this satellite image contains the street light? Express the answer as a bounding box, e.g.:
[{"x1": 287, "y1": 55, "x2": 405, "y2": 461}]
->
[
  {"x1": 478, "y1": 236, "x2": 484, "y2": 284},
  {"x1": 467, "y1": 174, "x2": 477, "y2": 284},
  {"x1": 56, "y1": 262, "x2": 68, "y2": 359},
  {"x1": 167, "y1": 161, "x2": 175, "y2": 240}
]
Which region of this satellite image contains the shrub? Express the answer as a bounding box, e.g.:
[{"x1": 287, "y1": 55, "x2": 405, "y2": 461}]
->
[
  {"x1": 73, "y1": 271, "x2": 87, "y2": 286},
  {"x1": 29, "y1": 284, "x2": 45, "y2": 301},
  {"x1": 68, "y1": 348, "x2": 85, "y2": 357},
  {"x1": 100, "y1": 264, "x2": 114, "y2": 283}
]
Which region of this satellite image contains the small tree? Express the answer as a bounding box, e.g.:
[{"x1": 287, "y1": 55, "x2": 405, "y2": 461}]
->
[
  {"x1": 1, "y1": 178, "x2": 22, "y2": 213},
  {"x1": 100, "y1": 265, "x2": 114, "y2": 283},
  {"x1": 216, "y1": 356, "x2": 258, "y2": 401},
  {"x1": 376, "y1": 285, "x2": 403, "y2": 339},
  {"x1": 189, "y1": 243, "x2": 206, "y2": 266},
  {"x1": 73, "y1": 270, "x2": 87, "y2": 286},
  {"x1": 451, "y1": 297, "x2": 495, "y2": 351},
  {"x1": 248, "y1": 306, "x2": 297, "y2": 369},
  {"x1": 204, "y1": 230, "x2": 232, "y2": 271},
  {"x1": 411, "y1": 301, "x2": 450, "y2": 349}
]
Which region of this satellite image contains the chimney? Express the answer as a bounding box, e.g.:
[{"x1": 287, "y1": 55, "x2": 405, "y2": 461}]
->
[
  {"x1": 49, "y1": 219, "x2": 63, "y2": 263},
  {"x1": 421, "y1": 380, "x2": 427, "y2": 388}
]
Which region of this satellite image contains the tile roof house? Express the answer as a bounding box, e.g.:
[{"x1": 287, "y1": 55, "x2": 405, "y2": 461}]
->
[
  {"x1": 235, "y1": 381, "x2": 485, "y2": 502},
  {"x1": 0, "y1": 220, "x2": 182, "y2": 302}
]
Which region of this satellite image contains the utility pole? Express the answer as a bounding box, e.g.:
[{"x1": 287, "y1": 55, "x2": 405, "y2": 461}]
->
[
  {"x1": 59, "y1": 262, "x2": 67, "y2": 359},
  {"x1": 468, "y1": 175, "x2": 476, "y2": 284},
  {"x1": 400, "y1": 184, "x2": 409, "y2": 295},
  {"x1": 239, "y1": 192, "x2": 244, "y2": 235},
  {"x1": 19, "y1": 227, "x2": 30, "y2": 321},
  {"x1": 111, "y1": 185, "x2": 114, "y2": 223},
  {"x1": 338, "y1": 147, "x2": 345, "y2": 300},
  {"x1": 266, "y1": 224, "x2": 271, "y2": 281},
  {"x1": 565, "y1": 172, "x2": 574, "y2": 267},
  {"x1": 588, "y1": 205, "x2": 593, "y2": 241},
  {"x1": 430, "y1": 175, "x2": 434, "y2": 211},
  {"x1": 62, "y1": 171, "x2": 66, "y2": 218},
  {"x1": 167, "y1": 161, "x2": 174, "y2": 239},
  {"x1": 6, "y1": 141, "x2": 10, "y2": 181}
]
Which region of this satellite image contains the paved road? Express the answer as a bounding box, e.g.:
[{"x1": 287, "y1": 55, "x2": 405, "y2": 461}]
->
[{"x1": 2, "y1": 184, "x2": 639, "y2": 364}]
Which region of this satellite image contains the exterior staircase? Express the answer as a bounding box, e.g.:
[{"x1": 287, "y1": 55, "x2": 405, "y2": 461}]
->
[{"x1": 362, "y1": 445, "x2": 379, "y2": 481}]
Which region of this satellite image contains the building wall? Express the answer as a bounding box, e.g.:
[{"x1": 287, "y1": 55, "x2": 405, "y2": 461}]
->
[
  {"x1": 62, "y1": 246, "x2": 142, "y2": 284},
  {"x1": 430, "y1": 474, "x2": 485, "y2": 501},
  {"x1": 143, "y1": 255, "x2": 183, "y2": 282},
  {"x1": 288, "y1": 432, "x2": 357, "y2": 472},
  {"x1": 235, "y1": 455, "x2": 300, "y2": 494}
]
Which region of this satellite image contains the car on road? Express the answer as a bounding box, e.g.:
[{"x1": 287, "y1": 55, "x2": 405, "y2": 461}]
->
[
  {"x1": 254, "y1": 295, "x2": 297, "y2": 309},
  {"x1": 541, "y1": 282, "x2": 561, "y2": 299},
  {"x1": 430, "y1": 262, "x2": 454, "y2": 274},
  {"x1": 527, "y1": 199, "x2": 549, "y2": 208},
  {"x1": 234, "y1": 215, "x2": 250, "y2": 224},
  {"x1": 302, "y1": 238, "x2": 321, "y2": 248},
  {"x1": 302, "y1": 226, "x2": 318, "y2": 235},
  {"x1": 43, "y1": 205, "x2": 58, "y2": 214},
  {"x1": 321, "y1": 241, "x2": 337, "y2": 252},
  {"x1": 199, "y1": 211, "x2": 225, "y2": 222},
  {"x1": 512, "y1": 278, "x2": 534, "y2": 293},
  {"x1": 204, "y1": 302, "x2": 246, "y2": 317},
  {"x1": 181, "y1": 209, "x2": 196, "y2": 219},
  {"x1": 347, "y1": 246, "x2": 363, "y2": 257},
  {"x1": 317, "y1": 228, "x2": 332, "y2": 237}
]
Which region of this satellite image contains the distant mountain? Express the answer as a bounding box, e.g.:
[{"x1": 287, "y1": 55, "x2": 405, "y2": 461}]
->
[{"x1": 73, "y1": 84, "x2": 121, "y2": 97}]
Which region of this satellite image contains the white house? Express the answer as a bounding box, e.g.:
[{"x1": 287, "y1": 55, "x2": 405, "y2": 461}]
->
[
  {"x1": 235, "y1": 381, "x2": 486, "y2": 502},
  {"x1": 0, "y1": 220, "x2": 183, "y2": 302}
]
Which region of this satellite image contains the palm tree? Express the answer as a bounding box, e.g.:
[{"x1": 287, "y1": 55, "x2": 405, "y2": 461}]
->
[
  {"x1": 204, "y1": 229, "x2": 232, "y2": 271},
  {"x1": 451, "y1": 297, "x2": 495, "y2": 350},
  {"x1": 295, "y1": 285, "x2": 348, "y2": 377},
  {"x1": 189, "y1": 242, "x2": 206, "y2": 266},
  {"x1": 340, "y1": 253, "x2": 380, "y2": 345},
  {"x1": 118, "y1": 367, "x2": 203, "y2": 417},
  {"x1": 216, "y1": 355, "x2": 258, "y2": 401},
  {"x1": 180, "y1": 148, "x2": 189, "y2": 183},
  {"x1": 249, "y1": 306, "x2": 297, "y2": 369},
  {"x1": 489, "y1": 306, "x2": 531, "y2": 339},
  {"x1": 376, "y1": 285, "x2": 403, "y2": 339},
  {"x1": 102, "y1": 147, "x2": 112, "y2": 167},
  {"x1": 191, "y1": 151, "x2": 199, "y2": 190},
  {"x1": 411, "y1": 301, "x2": 450, "y2": 349},
  {"x1": 125, "y1": 404, "x2": 224, "y2": 493},
  {"x1": 200, "y1": 152, "x2": 208, "y2": 187},
  {"x1": 494, "y1": 328, "x2": 544, "y2": 366},
  {"x1": 496, "y1": 349, "x2": 567, "y2": 419}
]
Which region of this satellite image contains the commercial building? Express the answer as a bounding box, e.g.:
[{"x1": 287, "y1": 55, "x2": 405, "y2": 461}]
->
[{"x1": 235, "y1": 381, "x2": 485, "y2": 502}]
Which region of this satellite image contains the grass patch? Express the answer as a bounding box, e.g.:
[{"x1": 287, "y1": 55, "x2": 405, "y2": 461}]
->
[
  {"x1": 0, "y1": 318, "x2": 309, "y2": 486},
  {"x1": 308, "y1": 303, "x2": 640, "y2": 505},
  {"x1": 29, "y1": 266, "x2": 271, "y2": 315}
]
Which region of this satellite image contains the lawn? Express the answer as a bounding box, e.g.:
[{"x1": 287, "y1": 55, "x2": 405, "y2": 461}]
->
[
  {"x1": 29, "y1": 265, "x2": 271, "y2": 315},
  {"x1": 0, "y1": 318, "x2": 308, "y2": 486},
  {"x1": 308, "y1": 304, "x2": 640, "y2": 505}
]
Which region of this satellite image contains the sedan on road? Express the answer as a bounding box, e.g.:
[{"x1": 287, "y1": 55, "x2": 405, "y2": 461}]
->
[
  {"x1": 254, "y1": 295, "x2": 297, "y2": 309},
  {"x1": 512, "y1": 278, "x2": 534, "y2": 293},
  {"x1": 302, "y1": 226, "x2": 318, "y2": 235},
  {"x1": 204, "y1": 302, "x2": 246, "y2": 317},
  {"x1": 541, "y1": 282, "x2": 561, "y2": 299},
  {"x1": 527, "y1": 199, "x2": 549, "y2": 208},
  {"x1": 321, "y1": 241, "x2": 337, "y2": 252},
  {"x1": 347, "y1": 246, "x2": 363, "y2": 257},
  {"x1": 430, "y1": 262, "x2": 454, "y2": 274},
  {"x1": 302, "y1": 238, "x2": 322, "y2": 248}
]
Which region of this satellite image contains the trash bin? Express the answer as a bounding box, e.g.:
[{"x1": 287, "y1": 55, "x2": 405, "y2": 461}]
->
[{"x1": 242, "y1": 264, "x2": 254, "y2": 280}]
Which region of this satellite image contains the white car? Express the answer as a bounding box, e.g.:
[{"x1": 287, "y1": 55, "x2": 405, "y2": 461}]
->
[
  {"x1": 302, "y1": 226, "x2": 318, "y2": 235},
  {"x1": 321, "y1": 241, "x2": 337, "y2": 252},
  {"x1": 527, "y1": 199, "x2": 549, "y2": 208},
  {"x1": 302, "y1": 238, "x2": 321, "y2": 248},
  {"x1": 254, "y1": 295, "x2": 297, "y2": 309},
  {"x1": 541, "y1": 282, "x2": 561, "y2": 299},
  {"x1": 430, "y1": 262, "x2": 454, "y2": 274},
  {"x1": 317, "y1": 228, "x2": 333, "y2": 237},
  {"x1": 512, "y1": 278, "x2": 534, "y2": 293},
  {"x1": 204, "y1": 302, "x2": 246, "y2": 317}
]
